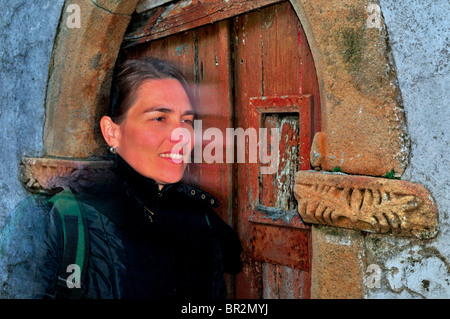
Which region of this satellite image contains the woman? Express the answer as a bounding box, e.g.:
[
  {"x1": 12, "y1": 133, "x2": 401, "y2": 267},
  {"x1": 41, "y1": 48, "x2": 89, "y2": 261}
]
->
[{"x1": 0, "y1": 57, "x2": 242, "y2": 299}]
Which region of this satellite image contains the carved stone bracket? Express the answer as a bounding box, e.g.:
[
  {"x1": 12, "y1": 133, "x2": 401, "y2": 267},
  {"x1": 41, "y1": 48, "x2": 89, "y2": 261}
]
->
[
  {"x1": 19, "y1": 157, "x2": 115, "y2": 195},
  {"x1": 294, "y1": 171, "x2": 438, "y2": 239}
]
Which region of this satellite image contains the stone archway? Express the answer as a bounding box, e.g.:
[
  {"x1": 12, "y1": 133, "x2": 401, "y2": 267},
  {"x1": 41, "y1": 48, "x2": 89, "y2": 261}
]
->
[
  {"x1": 41, "y1": 0, "x2": 411, "y2": 174},
  {"x1": 20, "y1": 0, "x2": 438, "y2": 298}
]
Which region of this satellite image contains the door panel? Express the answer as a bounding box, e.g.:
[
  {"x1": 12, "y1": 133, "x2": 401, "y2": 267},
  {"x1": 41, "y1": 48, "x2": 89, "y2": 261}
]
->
[
  {"x1": 233, "y1": 2, "x2": 316, "y2": 299},
  {"x1": 195, "y1": 21, "x2": 234, "y2": 225},
  {"x1": 121, "y1": 0, "x2": 320, "y2": 299}
]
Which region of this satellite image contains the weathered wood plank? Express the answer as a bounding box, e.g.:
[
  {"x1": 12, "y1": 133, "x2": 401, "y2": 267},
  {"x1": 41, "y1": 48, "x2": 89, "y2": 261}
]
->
[
  {"x1": 235, "y1": 2, "x2": 313, "y2": 300},
  {"x1": 252, "y1": 223, "x2": 309, "y2": 270},
  {"x1": 262, "y1": 264, "x2": 311, "y2": 299},
  {"x1": 260, "y1": 114, "x2": 300, "y2": 209},
  {"x1": 195, "y1": 20, "x2": 234, "y2": 225},
  {"x1": 233, "y1": 8, "x2": 264, "y2": 299},
  {"x1": 123, "y1": 0, "x2": 284, "y2": 47},
  {"x1": 136, "y1": 0, "x2": 175, "y2": 13},
  {"x1": 261, "y1": 3, "x2": 302, "y2": 96}
]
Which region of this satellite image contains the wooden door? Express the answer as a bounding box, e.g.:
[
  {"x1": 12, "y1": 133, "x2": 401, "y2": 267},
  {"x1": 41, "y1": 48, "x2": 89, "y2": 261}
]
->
[{"x1": 121, "y1": 0, "x2": 320, "y2": 299}]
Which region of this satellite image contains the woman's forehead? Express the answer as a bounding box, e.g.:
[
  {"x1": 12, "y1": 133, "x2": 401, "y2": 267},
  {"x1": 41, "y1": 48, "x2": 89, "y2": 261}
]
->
[{"x1": 134, "y1": 78, "x2": 193, "y2": 112}]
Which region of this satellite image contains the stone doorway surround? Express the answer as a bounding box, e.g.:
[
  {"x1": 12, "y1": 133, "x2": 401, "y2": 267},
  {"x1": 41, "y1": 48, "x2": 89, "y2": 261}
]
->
[{"x1": 20, "y1": 0, "x2": 438, "y2": 298}]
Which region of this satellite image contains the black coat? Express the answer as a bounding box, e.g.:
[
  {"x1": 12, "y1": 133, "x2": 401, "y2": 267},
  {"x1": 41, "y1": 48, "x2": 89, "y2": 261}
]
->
[{"x1": 0, "y1": 156, "x2": 242, "y2": 299}]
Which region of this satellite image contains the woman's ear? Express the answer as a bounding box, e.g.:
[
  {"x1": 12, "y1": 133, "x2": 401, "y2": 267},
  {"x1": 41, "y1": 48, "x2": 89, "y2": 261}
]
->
[{"x1": 100, "y1": 116, "x2": 121, "y2": 148}]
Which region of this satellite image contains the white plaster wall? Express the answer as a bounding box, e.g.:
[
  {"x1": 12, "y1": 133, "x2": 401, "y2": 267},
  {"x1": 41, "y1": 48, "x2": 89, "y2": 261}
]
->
[
  {"x1": 0, "y1": 0, "x2": 65, "y2": 226},
  {"x1": 365, "y1": 0, "x2": 450, "y2": 298}
]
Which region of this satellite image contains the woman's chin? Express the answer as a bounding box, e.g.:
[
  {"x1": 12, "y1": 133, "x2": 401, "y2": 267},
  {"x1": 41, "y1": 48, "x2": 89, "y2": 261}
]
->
[{"x1": 156, "y1": 173, "x2": 185, "y2": 186}]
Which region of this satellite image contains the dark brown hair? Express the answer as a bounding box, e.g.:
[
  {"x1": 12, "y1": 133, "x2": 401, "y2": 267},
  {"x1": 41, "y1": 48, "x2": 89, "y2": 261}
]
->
[{"x1": 109, "y1": 57, "x2": 196, "y2": 123}]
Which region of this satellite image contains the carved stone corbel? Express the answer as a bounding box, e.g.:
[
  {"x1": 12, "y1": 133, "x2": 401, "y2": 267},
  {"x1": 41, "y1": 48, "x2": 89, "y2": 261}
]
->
[{"x1": 294, "y1": 171, "x2": 438, "y2": 239}]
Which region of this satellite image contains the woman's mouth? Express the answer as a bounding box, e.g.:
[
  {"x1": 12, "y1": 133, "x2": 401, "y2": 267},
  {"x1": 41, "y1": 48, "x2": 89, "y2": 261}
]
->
[{"x1": 159, "y1": 152, "x2": 184, "y2": 164}]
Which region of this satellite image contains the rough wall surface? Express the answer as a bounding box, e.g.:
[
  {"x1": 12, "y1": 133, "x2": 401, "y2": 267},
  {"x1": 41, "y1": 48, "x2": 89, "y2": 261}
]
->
[
  {"x1": 311, "y1": 225, "x2": 366, "y2": 298},
  {"x1": 0, "y1": 0, "x2": 65, "y2": 225},
  {"x1": 364, "y1": 0, "x2": 450, "y2": 298},
  {"x1": 43, "y1": 0, "x2": 137, "y2": 158},
  {"x1": 292, "y1": 0, "x2": 410, "y2": 177}
]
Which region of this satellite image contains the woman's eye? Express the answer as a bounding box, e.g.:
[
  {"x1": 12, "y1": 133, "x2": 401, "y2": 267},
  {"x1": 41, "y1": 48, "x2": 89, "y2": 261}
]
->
[
  {"x1": 182, "y1": 118, "x2": 194, "y2": 125},
  {"x1": 153, "y1": 116, "x2": 165, "y2": 122}
]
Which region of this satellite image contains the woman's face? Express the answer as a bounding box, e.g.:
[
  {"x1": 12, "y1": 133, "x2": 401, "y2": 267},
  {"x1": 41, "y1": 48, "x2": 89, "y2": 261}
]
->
[{"x1": 113, "y1": 78, "x2": 195, "y2": 186}]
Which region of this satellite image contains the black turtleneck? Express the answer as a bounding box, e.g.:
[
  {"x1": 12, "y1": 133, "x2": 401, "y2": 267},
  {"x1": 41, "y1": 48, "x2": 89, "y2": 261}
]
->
[
  {"x1": 80, "y1": 154, "x2": 220, "y2": 299},
  {"x1": 114, "y1": 154, "x2": 178, "y2": 202}
]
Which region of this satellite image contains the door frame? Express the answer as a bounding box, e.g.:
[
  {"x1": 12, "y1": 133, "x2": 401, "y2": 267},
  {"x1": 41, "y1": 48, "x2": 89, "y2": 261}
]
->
[{"x1": 21, "y1": 0, "x2": 422, "y2": 299}]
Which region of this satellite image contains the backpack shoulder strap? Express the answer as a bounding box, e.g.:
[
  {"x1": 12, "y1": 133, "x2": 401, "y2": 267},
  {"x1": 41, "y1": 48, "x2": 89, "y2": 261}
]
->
[{"x1": 48, "y1": 189, "x2": 89, "y2": 299}]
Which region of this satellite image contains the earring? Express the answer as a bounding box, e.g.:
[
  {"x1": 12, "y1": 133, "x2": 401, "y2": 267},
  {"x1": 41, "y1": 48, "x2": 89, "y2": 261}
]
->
[{"x1": 109, "y1": 146, "x2": 117, "y2": 154}]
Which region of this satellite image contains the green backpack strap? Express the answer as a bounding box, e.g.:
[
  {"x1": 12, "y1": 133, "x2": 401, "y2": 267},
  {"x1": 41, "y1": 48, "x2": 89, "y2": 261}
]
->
[{"x1": 48, "y1": 189, "x2": 89, "y2": 299}]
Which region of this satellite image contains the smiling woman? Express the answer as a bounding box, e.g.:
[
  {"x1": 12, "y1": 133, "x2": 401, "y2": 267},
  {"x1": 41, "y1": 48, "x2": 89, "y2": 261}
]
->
[
  {"x1": 0, "y1": 57, "x2": 242, "y2": 299},
  {"x1": 101, "y1": 77, "x2": 195, "y2": 186}
]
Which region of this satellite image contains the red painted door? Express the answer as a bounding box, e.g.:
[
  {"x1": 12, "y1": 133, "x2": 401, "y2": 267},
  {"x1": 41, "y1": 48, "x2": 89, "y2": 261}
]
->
[{"x1": 121, "y1": 0, "x2": 320, "y2": 299}]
